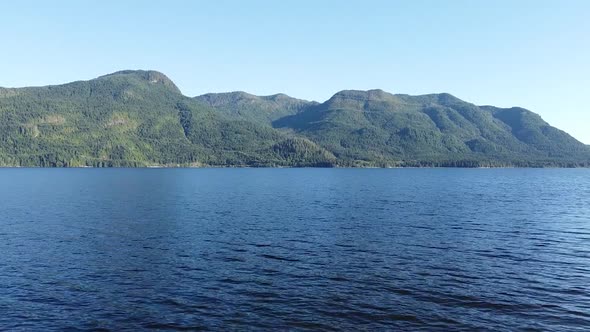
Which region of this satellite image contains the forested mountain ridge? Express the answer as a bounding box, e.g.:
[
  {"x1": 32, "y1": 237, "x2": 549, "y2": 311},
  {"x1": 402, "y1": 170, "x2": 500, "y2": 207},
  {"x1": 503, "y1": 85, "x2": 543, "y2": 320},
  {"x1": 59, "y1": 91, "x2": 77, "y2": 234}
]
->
[
  {"x1": 271, "y1": 89, "x2": 590, "y2": 166},
  {"x1": 195, "y1": 91, "x2": 317, "y2": 123},
  {"x1": 0, "y1": 70, "x2": 588, "y2": 167},
  {"x1": 0, "y1": 70, "x2": 335, "y2": 167}
]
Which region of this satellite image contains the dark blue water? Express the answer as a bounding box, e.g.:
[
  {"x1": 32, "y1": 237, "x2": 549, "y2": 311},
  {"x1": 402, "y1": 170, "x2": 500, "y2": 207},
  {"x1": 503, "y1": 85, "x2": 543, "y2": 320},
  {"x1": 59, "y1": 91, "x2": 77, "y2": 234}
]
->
[{"x1": 1, "y1": 169, "x2": 589, "y2": 331}]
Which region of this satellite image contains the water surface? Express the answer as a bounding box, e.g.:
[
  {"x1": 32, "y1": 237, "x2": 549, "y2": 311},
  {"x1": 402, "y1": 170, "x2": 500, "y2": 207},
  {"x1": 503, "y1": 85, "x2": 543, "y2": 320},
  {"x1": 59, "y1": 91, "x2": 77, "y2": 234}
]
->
[{"x1": 1, "y1": 169, "x2": 589, "y2": 331}]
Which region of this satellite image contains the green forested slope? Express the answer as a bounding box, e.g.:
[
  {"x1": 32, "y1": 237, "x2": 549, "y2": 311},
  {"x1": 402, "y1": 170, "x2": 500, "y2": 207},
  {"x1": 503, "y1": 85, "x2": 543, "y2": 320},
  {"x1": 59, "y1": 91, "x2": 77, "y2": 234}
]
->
[
  {"x1": 0, "y1": 71, "x2": 588, "y2": 167},
  {"x1": 195, "y1": 91, "x2": 316, "y2": 123},
  {"x1": 0, "y1": 70, "x2": 334, "y2": 167},
  {"x1": 272, "y1": 90, "x2": 590, "y2": 166}
]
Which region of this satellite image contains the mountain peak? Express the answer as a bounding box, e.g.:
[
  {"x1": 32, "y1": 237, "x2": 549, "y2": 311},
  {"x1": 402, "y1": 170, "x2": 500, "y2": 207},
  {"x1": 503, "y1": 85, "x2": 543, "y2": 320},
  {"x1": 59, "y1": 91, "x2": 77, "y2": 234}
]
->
[
  {"x1": 330, "y1": 89, "x2": 397, "y2": 101},
  {"x1": 196, "y1": 91, "x2": 258, "y2": 106},
  {"x1": 324, "y1": 89, "x2": 401, "y2": 111},
  {"x1": 264, "y1": 93, "x2": 293, "y2": 101},
  {"x1": 98, "y1": 70, "x2": 181, "y2": 94}
]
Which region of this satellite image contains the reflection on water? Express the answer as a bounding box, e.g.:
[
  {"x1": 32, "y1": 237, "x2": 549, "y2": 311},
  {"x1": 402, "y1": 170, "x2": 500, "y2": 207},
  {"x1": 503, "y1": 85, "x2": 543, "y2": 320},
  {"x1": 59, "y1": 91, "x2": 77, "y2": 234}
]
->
[{"x1": 1, "y1": 168, "x2": 589, "y2": 330}]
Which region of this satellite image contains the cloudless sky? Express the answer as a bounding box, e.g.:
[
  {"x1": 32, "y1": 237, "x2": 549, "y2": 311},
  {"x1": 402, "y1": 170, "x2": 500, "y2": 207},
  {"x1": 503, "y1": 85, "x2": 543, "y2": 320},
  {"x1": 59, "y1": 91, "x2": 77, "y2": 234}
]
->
[{"x1": 2, "y1": 0, "x2": 589, "y2": 143}]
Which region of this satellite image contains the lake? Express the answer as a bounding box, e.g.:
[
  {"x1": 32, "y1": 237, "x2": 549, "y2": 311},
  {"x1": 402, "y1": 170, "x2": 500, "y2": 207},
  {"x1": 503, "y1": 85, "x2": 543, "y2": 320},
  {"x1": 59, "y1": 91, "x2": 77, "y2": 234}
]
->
[{"x1": 1, "y1": 168, "x2": 589, "y2": 331}]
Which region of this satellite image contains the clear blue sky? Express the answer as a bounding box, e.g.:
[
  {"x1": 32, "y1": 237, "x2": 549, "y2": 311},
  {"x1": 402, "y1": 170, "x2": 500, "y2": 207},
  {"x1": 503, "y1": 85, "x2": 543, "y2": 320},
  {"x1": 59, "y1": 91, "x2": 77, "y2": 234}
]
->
[{"x1": 2, "y1": 0, "x2": 589, "y2": 143}]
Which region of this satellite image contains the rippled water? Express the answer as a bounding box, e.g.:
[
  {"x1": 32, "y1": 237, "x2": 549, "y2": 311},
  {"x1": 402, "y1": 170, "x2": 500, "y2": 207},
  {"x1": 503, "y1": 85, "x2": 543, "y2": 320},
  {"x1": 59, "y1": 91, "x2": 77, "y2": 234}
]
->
[{"x1": 1, "y1": 168, "x2": 589, "y2": 331}]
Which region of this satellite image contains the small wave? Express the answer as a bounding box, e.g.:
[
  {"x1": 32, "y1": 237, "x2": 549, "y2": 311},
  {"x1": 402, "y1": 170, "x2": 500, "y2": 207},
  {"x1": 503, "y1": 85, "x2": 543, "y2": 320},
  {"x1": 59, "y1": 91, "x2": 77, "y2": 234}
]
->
[{"x1": 260, "y1": 254, "x2": 300, "y2": 262}]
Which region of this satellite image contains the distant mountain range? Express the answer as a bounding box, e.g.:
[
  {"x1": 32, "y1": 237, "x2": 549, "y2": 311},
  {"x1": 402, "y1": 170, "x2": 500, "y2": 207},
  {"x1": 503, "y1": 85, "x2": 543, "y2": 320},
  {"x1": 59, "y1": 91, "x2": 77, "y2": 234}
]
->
[{"x1": 0, "y1": 70, "x2": 588, "y2": 167}]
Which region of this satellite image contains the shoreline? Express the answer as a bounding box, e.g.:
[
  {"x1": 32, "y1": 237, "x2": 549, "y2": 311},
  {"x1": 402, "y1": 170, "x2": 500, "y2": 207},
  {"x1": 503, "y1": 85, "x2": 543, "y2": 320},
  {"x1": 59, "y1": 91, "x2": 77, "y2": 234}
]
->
[{"x1": 0, "y1": 165, "x2": 588, "y2": 169}]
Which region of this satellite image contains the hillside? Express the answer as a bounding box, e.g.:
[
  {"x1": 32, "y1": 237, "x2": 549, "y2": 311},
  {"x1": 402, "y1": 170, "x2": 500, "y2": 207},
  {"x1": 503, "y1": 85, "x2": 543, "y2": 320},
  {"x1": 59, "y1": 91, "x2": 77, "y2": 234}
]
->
[
  {"x1": 195, "y1": 92, "x2": 316, "y2": 123},
  {"x1": 0, "y1": 71, "x2": 334, "y2": 167},
  {"x1": 272, "y1": 90, "x2": 590, "y2": 166},
  {"x1": 0, "y1": 71, "x2": 588, "y2": 167}
]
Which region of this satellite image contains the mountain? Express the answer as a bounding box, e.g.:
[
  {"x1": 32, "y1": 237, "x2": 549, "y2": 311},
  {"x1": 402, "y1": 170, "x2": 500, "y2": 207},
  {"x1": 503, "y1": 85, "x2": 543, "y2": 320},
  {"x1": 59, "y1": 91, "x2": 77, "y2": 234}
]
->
[
  {"x1": 0, "y1": 71, "x2": 588, "y2": 167},
  {"x1": 195, "y1": 91, "x2": 316, "y2": 123},
  {"x1": 0, "y1": 70, "x2": 334, "y2": 167},
  {"x1": 272, "y1": 90, "x2": 590, "y2": 166}
]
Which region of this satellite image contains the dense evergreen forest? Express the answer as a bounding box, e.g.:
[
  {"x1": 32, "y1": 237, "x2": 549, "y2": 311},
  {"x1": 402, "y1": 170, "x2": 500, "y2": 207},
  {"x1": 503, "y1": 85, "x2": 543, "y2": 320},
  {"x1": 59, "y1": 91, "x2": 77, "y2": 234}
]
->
[{"x1": 0, "y1": 70, "x2": 588, "y2": 167}]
